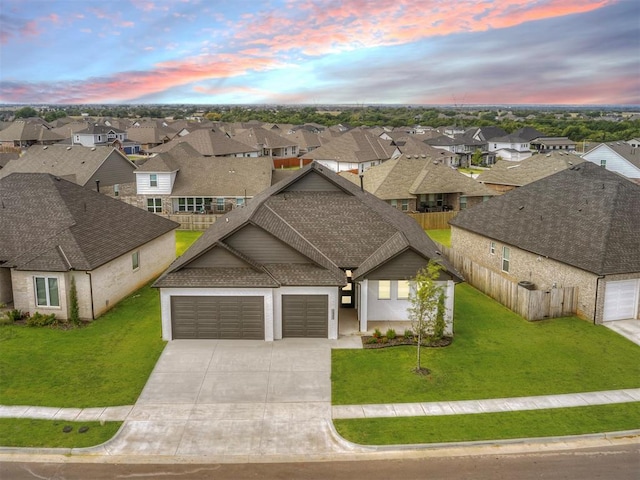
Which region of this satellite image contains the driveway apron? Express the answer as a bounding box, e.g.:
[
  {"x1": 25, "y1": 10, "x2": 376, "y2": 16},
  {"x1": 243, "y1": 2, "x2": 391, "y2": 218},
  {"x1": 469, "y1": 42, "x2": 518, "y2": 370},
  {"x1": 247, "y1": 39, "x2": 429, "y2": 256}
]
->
[{"x1": 102, "y1": 339, "x2": 352, "y2": 458}]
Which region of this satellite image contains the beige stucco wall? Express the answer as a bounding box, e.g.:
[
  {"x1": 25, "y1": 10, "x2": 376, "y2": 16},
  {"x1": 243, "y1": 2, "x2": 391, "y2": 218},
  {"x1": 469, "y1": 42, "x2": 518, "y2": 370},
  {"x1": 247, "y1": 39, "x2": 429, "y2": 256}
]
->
[
  {"x1": 451, "y1": 227, "x2": 601, "y2": 321},
  {"x1": 10, "y1": 230, "x2": 176, "y2": 320}
]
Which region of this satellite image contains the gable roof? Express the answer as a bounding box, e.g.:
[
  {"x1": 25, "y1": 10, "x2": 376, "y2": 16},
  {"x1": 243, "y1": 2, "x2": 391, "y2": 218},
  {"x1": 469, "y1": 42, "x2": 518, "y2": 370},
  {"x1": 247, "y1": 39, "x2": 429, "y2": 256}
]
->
[
  {"x1": 0, "y1": 121, "x2": 63, "y2": 143},
  {"x1": 232, "y1": 127, "x2": 298, "y2": 150},
  {"x1": 0, "y1": 144, "x2": 136, "y2": 186},
  {"x1": 451, "y1": 162, "x2": 640, "y2": 275},
  {"x1": 584, "y1": 142, "x2": 640, "y2": 170},
  {"x1": 477, "y1": 152, "x2": 585, "y2": 187},
  {"x1": 0, "y1": 173, "x2": 179, "y2": 271},
  {"x1": 155, "y1": 162, "x2": 459, "y2": 288},
  {"x1": 301, "y1": 130, "x2": 398, "y2": 163},
  {"x1": 347, "y1": 154, "x2": 494, "y2": 200},
  {"x1": 150, "y1": 129, "x2": 260, "y2": 156}
]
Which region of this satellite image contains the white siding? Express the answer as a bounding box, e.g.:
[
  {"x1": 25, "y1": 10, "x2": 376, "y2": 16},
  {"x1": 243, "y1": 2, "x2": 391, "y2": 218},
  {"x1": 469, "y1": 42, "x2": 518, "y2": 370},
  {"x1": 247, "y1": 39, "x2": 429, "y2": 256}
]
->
[
  {"x1": 316, "y1": 159, "x2": 360, "y2": 172},
  {"x1": 135, "y1": 171, "x2": 174, "y2": 194},
  {"x1": 583, "y1": 145, "x2": 640, "y2": 179}
]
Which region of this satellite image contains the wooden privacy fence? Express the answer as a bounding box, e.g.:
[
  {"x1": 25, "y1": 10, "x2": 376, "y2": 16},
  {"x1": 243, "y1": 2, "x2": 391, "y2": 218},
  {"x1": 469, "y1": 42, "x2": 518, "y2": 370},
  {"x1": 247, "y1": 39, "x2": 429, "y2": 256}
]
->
[
  {"x1": 408, "y1": 211, "x2": 459, "y2": 230},
  {"x1": 439, "y1": 245, "x2": 577, "y2": 321},
  {"x1": 160, "y1": 214, "x2": 218, "y2": 231}
]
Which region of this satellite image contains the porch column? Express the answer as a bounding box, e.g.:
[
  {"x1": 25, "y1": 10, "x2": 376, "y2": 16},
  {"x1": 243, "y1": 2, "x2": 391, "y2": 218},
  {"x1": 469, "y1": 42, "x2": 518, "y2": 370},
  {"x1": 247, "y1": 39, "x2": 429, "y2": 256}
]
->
[{"x1": 359, "y1": 279, "x2": 368, "y2": 333}]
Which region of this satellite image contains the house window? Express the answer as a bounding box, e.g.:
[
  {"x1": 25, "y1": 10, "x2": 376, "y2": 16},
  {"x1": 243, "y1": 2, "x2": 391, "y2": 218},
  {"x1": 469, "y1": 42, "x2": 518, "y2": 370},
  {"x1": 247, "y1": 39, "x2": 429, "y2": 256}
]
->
[
  {"x1": 216, "y1": 198, "x2": 225, "y2": 212},
  {"x1": 114, "y1": 184, "x2": 120, "y2": 197},
  {"x1": 149, "y1": 174, "x2": 158, "y2": 187},
  {"x1": 390, "y1": 199, "x2": 397, "y2": 209},
  {"x1": 147, "y1": 198, "x2": 162, "y2": 213},
  {"x1": 397, "y1": 280, "x2": 410, "y2": 299},
  {"x1": 236, "y1": 197, "x2": 245, "y2": 208},
  {"x1": 378, "y1": 280, "x2": 391, "y2": 300},
  {"x1": 460, "y1": 196, "x2": 468, "y2": 210},
  {"x1": 490, "y1": 241, "x2": 496, "y2": 255},
  {"x1": 401, "y1": 199, "x2": 409, "y2": 211},
  {"x1": 502, "y1": 246, "x2": 510, "y2": 273},
  {"x1": 34, "y1": 277, "x2": 59, "y2": 307},
  {"x1": 177, "y1": 197, "x2": 212, "y2": 212},
  {"x1": 600, "y1": 159, "x2": 606, "y2": 167},
  {"x1": 132, "y1": 251, "x2": 140, "y2": 270}
]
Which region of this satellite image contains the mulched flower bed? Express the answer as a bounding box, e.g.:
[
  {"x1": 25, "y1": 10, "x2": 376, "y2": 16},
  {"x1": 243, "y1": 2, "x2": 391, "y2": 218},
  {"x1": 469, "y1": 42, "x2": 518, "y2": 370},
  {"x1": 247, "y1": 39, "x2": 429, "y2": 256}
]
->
[{"x1": 361, "y1": 336, "x2": 452, "y2": 349}]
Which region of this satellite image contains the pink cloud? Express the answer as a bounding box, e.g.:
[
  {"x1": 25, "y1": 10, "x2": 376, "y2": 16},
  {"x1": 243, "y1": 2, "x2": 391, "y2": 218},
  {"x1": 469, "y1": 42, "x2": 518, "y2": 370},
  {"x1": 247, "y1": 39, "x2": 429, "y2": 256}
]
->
[{"x1": 21, "y1": 21, "x2": 40, "y2": 37}]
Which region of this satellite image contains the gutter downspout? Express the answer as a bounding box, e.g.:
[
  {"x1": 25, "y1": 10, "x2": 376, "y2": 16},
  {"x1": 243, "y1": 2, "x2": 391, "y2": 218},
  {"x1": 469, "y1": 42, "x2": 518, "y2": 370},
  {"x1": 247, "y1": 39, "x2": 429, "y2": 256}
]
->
[
  {"x1": 594, "y1": 275, "x2": 605, "y2": 324},
  {"x1": 85, "y1": 271, "x2": 95, "y2": 320}
]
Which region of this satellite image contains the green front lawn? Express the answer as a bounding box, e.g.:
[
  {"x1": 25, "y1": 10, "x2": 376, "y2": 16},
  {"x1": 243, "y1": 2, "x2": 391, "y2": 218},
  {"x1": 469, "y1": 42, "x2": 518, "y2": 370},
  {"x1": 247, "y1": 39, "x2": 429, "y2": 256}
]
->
[
  {"x1": 332, "y1": 284, "x2": 640, "y2": 405},
  {"x1": 176, "y1": 230, "x2": 203, "y2": 256},
  {"x1": 0, "y1": 283, "x2": 165, "y2": 407},
  {"x1": 334, "y1": 402, "x2": 640, "y2": 445},
  {"x1": 0, "y1": 419, "x2": 122, "y2": 448}
]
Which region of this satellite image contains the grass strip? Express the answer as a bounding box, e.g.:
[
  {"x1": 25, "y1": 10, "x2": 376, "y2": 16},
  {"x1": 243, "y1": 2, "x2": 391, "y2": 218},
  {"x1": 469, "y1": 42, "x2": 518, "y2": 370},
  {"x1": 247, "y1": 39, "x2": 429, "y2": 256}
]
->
[
  {"x1": 333, "y1": 402, "x2": 640, "y2": 445},
  {"x1": 0, "y1": 419, "x2": 122, "y2": 448},
  {"x1": 426, "y1": 229, "x2": 451, "y2": 247}
]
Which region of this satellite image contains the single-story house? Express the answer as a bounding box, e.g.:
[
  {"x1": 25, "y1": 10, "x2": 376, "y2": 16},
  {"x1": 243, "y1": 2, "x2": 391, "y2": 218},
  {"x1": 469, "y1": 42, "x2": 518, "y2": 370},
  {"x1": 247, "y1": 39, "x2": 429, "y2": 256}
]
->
[
  {"x1": 450, "y1": 162, "x2": 640, "y2": 324},
  {"x1": 154, "y1": 162, "x2": 461, "y2": 341},
  {"x1": 0, "y1": 173, "x2": 179, "y2": 320},
  {"x1": 477, "y1": 152, "x2": 584, "y2": 194}
]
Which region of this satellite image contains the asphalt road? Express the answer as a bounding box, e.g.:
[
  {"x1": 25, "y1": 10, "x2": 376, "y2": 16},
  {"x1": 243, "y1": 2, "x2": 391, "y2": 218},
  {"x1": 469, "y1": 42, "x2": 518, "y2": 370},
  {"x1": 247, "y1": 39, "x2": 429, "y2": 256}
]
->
[{"x1": 1, "y1": 444, "x2": 638, "y2": 480}]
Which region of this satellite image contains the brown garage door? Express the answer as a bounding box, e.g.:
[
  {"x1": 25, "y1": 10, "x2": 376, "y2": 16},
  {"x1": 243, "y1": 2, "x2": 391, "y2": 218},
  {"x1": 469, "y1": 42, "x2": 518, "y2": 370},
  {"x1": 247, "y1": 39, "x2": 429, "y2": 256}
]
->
[
  {"x1": 171, "y1": 296, "x2": 264, "y2": 339},
  {"x1": 282, "y1": 295, "x2": 328, "y2": 338}
]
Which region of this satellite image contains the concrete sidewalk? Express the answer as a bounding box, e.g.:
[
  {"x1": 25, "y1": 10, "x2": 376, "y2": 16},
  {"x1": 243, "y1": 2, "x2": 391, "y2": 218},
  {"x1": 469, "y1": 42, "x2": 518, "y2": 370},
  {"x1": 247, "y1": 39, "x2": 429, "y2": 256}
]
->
[{"x1": 332, "y1": 388, "x2": 640, "y2": 419}]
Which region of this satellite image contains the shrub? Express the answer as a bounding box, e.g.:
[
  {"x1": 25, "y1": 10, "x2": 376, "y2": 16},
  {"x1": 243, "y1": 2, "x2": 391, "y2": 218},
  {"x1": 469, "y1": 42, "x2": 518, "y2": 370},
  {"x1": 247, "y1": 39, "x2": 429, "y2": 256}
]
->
[
  {"x1": 0, "y1": 314, "x2": 13, "y2": 326},
  {"x1": 403, "y1": 329, "x2": 414, "y2": 340},
  {"x1": 386, "y1": 328, "x2": 396, "y2": 340},
  {"x1": 6, "y1": 309, "x2": 24, "y2": 322},
  {"x1": 69, "y1": 276, "x2": 80, "y2": 326},
  {"x1": 365, "y1": 337, "x2": 379, "y2": 345},
  {"x1": 26, "y1": 312, "x2": 60, "y2": 328},
  {"x1": 372, "y1": 328, "x2": 382, "y2": 339}
]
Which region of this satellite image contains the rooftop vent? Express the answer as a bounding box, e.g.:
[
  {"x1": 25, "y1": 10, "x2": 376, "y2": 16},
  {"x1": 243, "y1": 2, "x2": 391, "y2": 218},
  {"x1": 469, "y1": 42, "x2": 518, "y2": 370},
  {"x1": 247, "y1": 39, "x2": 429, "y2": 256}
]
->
[
  {"x1": 91, "y1": 147, "x2": 96, "y2": 151},
  {"x1": 42, "y1": 146, "x2": 48, "y2": 150},
  {"x1": 66, "y1": 146, "x2": 72, "y2": 150}
]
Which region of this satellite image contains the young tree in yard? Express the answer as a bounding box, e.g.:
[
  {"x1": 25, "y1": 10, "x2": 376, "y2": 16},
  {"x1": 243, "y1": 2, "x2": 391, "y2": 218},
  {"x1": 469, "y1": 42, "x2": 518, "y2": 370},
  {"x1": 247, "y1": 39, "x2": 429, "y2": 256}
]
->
[{"x1": 407, "y1": 261, "x2": 444, "y2": 374}]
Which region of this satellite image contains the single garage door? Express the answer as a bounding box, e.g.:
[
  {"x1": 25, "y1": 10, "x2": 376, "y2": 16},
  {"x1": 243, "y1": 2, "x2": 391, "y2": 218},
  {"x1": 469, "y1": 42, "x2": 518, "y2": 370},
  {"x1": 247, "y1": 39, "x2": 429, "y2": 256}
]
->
[
  {"x1": 282, "y1": 295, "x2": 328, "y2": 338},
  {"x1": 171, "y1": 296, "x2": 264, "y2": 339},
  {"x1": 603, "y1": 280, "x2": 640, "y2": 321}
]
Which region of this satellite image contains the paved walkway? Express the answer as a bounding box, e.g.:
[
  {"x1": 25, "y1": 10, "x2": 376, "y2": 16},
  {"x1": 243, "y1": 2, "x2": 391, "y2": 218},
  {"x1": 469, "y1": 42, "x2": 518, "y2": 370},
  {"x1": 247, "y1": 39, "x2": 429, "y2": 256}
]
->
[{"x1": 604, "y1": 319, "x2": 640, "y2": 347}]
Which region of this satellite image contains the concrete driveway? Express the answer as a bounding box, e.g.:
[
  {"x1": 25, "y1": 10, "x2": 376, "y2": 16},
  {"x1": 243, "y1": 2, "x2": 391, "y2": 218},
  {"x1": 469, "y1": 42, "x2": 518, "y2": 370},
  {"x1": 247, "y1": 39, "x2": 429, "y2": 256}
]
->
[
  {"x1": 100, "y1": 339, "x2": 358, "y2": 459},
  {"x1": 604, "y1": 319, "x2": 640, "y2": 347}
]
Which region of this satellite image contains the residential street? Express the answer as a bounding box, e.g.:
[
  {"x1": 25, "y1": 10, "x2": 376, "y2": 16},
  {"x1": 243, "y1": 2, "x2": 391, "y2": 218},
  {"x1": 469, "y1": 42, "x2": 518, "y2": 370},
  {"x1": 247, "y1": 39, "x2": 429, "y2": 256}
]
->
[{"x1": 1, "y1": 444, "x2": 638, "y2": 480}]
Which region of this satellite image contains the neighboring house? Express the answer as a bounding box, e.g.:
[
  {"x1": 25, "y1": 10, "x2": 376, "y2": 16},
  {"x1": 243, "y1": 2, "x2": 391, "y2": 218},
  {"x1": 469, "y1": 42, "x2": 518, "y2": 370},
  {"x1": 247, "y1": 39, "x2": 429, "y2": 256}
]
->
[
  {"x1": 0, "y1": 173, "x2": 179, "y2": 320},
  {"x1": 132, "y1": 143, "x2": 274, "y2": 214},
  {"x1": 232, "y1": 127, "x2": 299, "y2": 157},
  {"x1": 72, "y1": 124, "x2": 127, "y2": 147},
  {"x1": 467, "y1": 126, "x2": 508, "y2": 142},
  {"x1": 388, "y1": 135, "x2": 457, "y2": 164},
  {"x1": 125, "y1": 125, "x2": 177, "y2": 152},
  {"x1": 342, "y1": 154, "x2": 494, "y2": 212},
  {"x1": 0, "y1": 144, "x2": 137, "y2": 195},
  {"x1": 512, "y1": 126, "x2": 546, "y2": 142},
  {"x1": 477, "y1": 152, "x2": 585, "y2": 194},
  {"x1": 627, "y1": 138, "x2": 640, "y2": 149},
  {"x1": 301, "y1": 129, "x2": 400, "y2": 173},
  {"x1": 286, "y1": 129, "x2": 323, "y2": 155},
  {"x1": 487, "y1": 134, "x2": 532, "y2": 161},
  {"x1": 582, "y1": 142, "x2": 640, "y2": 183},
  {"x1": 150, "y1": 129, "x2": 261, "y2": 157},
  {"x1": 154, "y1": 162, "x2": 461, "y2": 341},
  {"x1": 0, "y1": 151, "x2": 19, "y2": 169},
  {"x1": 0, "y1": 120, "x2": 64, "y2": 148},
  {"x1": 530, "y1": 137, "x2": 577, "y2": 153},
  {"x1": 424, "y1": 135, "x2": 488, "y2": 166},
  {"x1": 450, "y1": 162, "x2": 640, "y2": 324}
]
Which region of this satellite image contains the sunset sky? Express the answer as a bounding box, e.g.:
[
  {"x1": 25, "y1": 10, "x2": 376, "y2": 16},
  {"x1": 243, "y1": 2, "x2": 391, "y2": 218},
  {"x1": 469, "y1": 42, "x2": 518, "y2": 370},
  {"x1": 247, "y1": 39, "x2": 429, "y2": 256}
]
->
[{"x1": 0, "y1": 0, "x2": 638, "y2": 105}]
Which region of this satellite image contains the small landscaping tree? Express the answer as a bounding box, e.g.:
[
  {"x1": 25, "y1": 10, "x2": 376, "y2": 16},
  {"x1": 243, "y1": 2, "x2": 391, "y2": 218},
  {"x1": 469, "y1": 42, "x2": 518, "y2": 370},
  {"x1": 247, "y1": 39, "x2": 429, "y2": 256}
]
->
[
  {"x1": 69, "y1": 276, "x2": 80, "y2": 326},
  {"x1": 407, "y1": 261, "x2": 444, "y2": 374}
]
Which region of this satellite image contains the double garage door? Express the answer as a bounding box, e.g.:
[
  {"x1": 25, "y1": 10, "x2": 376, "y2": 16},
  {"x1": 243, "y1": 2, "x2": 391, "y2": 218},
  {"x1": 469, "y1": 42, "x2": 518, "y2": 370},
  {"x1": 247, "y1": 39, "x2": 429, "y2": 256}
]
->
[
  {"x1": 171, "y1": 296, "x2": 264, "y2": 339},
  {"x1": 170, "y1": 294, "x2": 329, "y2": 339},
  {"x1": 603, "y1": 280, "x2": 640, "y2": 322}
]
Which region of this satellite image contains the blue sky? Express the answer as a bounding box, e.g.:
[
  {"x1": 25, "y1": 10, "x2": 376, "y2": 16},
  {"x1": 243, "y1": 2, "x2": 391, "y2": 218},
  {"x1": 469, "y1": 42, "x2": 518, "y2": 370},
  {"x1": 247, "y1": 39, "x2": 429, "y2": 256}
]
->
[{"x1": 0, "y1": 0, "x2": 638, "y2": 105}]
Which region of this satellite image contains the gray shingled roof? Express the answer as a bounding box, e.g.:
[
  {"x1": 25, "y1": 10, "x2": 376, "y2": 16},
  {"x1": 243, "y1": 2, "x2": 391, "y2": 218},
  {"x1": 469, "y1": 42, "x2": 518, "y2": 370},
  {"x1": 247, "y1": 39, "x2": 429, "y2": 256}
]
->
[
  {"x1": 450, "y1": 162, "x2": 640, "y2": 275},
  {"x1": 301, "y1": 130, "x2": 397, "y2": 163},
  {"x1": 0, "y1": 173, "x2": 179, "y2": 271},
  {"x1": 233, "y1": 127, "x2": 298, "y2": 150},
  {"x1": 0, "y1": 144, "x2": 136, "y2": 186},
  {"x1": 155, "y1": 162, "x2": 460, "y2": 288},
  {"x1": 477, "y1": 152, "x2": 585, "y2": 187},
  {"x1": 150, "y1": 129, "x2": 260, "y2": 156}
]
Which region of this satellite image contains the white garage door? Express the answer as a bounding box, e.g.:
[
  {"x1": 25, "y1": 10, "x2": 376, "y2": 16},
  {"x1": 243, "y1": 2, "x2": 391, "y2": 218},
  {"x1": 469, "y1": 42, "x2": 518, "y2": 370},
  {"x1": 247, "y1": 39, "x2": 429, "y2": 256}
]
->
[{"x1": 603, "y1": 280, "x2": 640, "y2": 321}]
